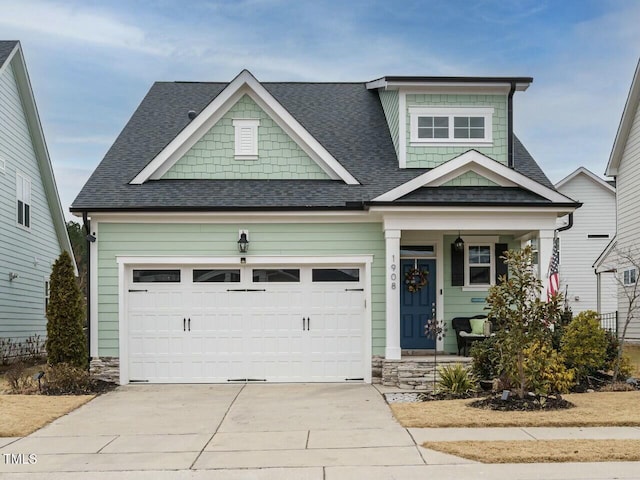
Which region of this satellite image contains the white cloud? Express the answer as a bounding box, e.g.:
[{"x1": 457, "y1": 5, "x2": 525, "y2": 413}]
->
[{"x1": 0, "y1": 0, "x2": 171, "y2": 55}]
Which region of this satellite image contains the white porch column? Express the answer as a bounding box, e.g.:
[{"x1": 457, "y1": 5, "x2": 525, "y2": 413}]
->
[
  {"x1": 385, "y1": 229, "x2": 401, "y2": 359},
  {"x1": 538, "y1": 229, "x2": 555, "y2": 298}
]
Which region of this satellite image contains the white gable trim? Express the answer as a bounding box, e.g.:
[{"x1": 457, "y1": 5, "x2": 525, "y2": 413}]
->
[
  {"x1": 555, "y1": 167, "x2": 615, "y2": 194},
  {"x1": 372, "y1": 150, "x2": 574, "y2": 203},
  {"x1": 606, "y1": 59, "x2": 640, "y2": 177},
  {"x1": 131, "y1": 70, "x2": 359, "y2": 185}
]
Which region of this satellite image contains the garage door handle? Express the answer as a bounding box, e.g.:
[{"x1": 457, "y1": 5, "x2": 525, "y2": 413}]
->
[
  {"x1": 188, "y1": 318, "x2": 191, "y2": 332},
  {"x1": 308, "y1": 317, "x2": 311, "y2": 330},
  {"x1": 183, "y1": 318, "x2": 186, "y2": 332},
  {"x1": 302, "y1": 317, "x2": 306, "y2": 331}
]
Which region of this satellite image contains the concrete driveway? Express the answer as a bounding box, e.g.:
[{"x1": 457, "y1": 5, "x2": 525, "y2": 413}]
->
[
  {"x1": 2, "y1": 384, "x2": 640, "y2": 479},
  {"x1": 0, "y1": 383, "x2": 434, "y2": 475}
]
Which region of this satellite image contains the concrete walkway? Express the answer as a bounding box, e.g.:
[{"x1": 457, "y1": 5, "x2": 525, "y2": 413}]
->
[{"x1": 0, "y1": 384, "x2": 639, "y2": 479}]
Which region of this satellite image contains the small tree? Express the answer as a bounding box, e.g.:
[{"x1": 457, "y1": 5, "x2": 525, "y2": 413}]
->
[
  {"x1": 46, "y1": 251, "x2": 87, "y2": 368},
  {"x1": 486, "y1": 246, "x2": 563, "y2": 399}
]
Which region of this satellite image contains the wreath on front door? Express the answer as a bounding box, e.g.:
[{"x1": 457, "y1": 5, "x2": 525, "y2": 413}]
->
[{"x1": 405, "y1": 268, "x2": 429, "y2": 293}]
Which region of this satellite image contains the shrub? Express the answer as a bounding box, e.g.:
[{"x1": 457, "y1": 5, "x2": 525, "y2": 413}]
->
[
  {"x1": 41, "y1": 363, "x2": 92, "y2": 395},
  {"x1": 609, "y1": 354, "x2": 635, "y2": 380},
  {"x1": 469, "y1": 336, "x2": 500, "y2": 380},
  {"x1": 437, "y1": 363, "x2": 477, "y2": 395},
  {"x1": 560, "y1": 310, "x2": 608, "y2": 382},
  {"x1": 5, "y1": 361, "x2": 38, "y2": 394},
  {"x1": 523, "y1": 340, "x2": 575, "y2": 396},
  {"x1": 46, "y1": 251, "x2": 87, "y2": 368}
]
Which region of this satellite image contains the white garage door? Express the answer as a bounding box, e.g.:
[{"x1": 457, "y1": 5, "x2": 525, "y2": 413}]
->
[{"x1": 126, "y1": 265, "x2": 365, "y2": 383}]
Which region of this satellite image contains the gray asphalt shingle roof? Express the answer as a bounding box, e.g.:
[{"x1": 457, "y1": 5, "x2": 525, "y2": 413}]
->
[
  {"x1": 0, "y1": 41, "x2": 18, "y2": 68},
  {"x1": 71, "y1": 80, "x2": 563, "y2": 211}
]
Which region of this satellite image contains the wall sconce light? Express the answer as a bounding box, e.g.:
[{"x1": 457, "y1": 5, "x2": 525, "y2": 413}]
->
[
  {"x1": 453, "y1": 232, "x2": 465, "y2": 252},
  {"x1": 9, "y1": 272, "x2": 18, "y2": 281},
  {"x1": 86, "y1": 233, "x2": 96, "y2": 243},
  {"x1": 238, "y1": 230, "x2": 249, "y2": 253}
]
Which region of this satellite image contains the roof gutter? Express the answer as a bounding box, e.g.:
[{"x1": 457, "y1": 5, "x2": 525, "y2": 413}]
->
[
  {"x1": 508, "y1": 80, "x2": 516, "y2": 168},
  {"x1": 557, "y1": 212, "x2": 574, "y2": 232}
]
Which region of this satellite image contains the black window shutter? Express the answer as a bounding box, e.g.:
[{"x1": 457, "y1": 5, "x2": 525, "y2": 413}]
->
[
  {"x1": 451, "y1": 244, "x2": 464, "y2": 286},
  {"x1": 495, "y1": 243, "x2": 508, "y2": 284}
]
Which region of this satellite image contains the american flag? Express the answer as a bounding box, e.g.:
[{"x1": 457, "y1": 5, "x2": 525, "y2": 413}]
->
[{"x1": 547, "y1": 237, "x2": 560, "y2": 300}]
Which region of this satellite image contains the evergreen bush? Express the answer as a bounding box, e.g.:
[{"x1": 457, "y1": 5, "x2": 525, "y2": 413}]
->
[
  {"x1": 560, "y1": 310, "x2": 608, "y2": 382},
  {"x1": 46, "y1": 251, "x2": 87, "y2": 368}
]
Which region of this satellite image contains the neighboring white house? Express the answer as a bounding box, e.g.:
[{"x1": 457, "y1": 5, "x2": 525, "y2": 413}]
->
[
  {"x1": 598, "y1": 58, "x2": 640, "y2": 342},
  {"x1": 555, "y1": 168, "x2": 616, "y2": 315},
  {"x1": 0, "y1": 41, "x2": 75, "y2": 344}
]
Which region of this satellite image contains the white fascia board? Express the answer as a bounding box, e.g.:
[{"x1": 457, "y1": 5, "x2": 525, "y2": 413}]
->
[
  {"x1": 606, "y1": 59, "x2": 640, "y2": 177},
  {"x1": 88, "y1": 210, "x2": 379, "y2": 224},
  {"x1": 131, "y1": 70, "x2": 359, "y2": 185},
  {"x1": 365, "y1": 78, "x2": 387, "y2": 90},
  {"x1": 8, "y1": 44, "x2": 77, "y2": 275},
  {"x1": 593, "y1": 236, "x2": 617, "y2": 271},
  {"x1": 372, "y1": 150, "x2": 574, "y2": 204},
  {"x1": 555, "y1": 167, "x2": 616, "y2": 194},
  {"x1": 116, "y1": 255, "x2": 373, "y2": 266}
]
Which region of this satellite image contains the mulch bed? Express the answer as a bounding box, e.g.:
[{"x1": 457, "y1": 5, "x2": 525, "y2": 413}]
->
[{"x1": 470, "y1": 394, "x2": 575, "y2": 411}]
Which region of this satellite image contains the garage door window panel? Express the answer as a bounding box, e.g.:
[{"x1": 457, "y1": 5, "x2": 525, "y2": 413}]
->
[
  {"x1": 252, "y1": 269, "x2": 300, "y2": 282},
  {"x1": 133, "y1": 270, "x2": 181, "y2": 283},
  {"x1": 312, "y1": 268, "x2": 360, "y2": 282},
  {"x1": 193, "y1": 269, "x2": 241, "y2": 283}
]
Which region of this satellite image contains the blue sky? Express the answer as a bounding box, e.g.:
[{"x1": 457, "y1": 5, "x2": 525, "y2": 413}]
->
[{"x1": 1, "y1": 0, "x2": 639, "y2": 218}]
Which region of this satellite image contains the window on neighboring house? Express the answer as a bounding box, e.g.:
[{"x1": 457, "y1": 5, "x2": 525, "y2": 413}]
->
[
  {"x1": 409, "y1": 107, "x2": 494, "y2": 145},
  {"x1": 233, "y1": 119, "x2": 260, "y2": 159},
  {"x1": 44, "y1": 279, "x2": 50, "y2": 314},
  {"x1": 466, "y1": 244, "x2": 493, "y2": 286},
  {"x1": 623, "y1": 268, "x2": 637, "y2": 286},
  {"x1": 16, "y1": 173, "x2": 31, "y2": 229}
]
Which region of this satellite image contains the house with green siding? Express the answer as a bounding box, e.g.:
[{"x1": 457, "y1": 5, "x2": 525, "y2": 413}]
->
[
  {"x1": 71, "y1": 69, "x2": 579, "y2": 386},
  {"x1": 0, "y1": 41, "x2": 75, "y2": 347}
]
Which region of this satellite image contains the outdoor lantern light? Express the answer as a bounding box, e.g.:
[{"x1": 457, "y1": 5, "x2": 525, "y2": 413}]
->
[
  {"x1": 238, "y1": 231, "x2": 249, "y2": 253},
  {"x1": 453, "y1": 232, "x2": 465, "y2": 252}
]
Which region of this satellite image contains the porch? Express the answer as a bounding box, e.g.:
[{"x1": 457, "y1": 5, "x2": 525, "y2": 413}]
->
[{"x1": 372, "y1": 354, "x2": 472, "y2": 391}]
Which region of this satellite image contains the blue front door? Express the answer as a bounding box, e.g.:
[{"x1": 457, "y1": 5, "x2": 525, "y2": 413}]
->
[{"x1": 400, "y1": 259, "x2": 436, "y2": 349}]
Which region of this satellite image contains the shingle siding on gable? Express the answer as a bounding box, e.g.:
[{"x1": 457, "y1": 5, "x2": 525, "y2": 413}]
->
[
  {"x1": 162, "y1": 94, "x2": 331, "y2": 180},
  {"x1": 0, "y1": 61, "x2": 61, "y2": 341},
  {"x1": 441, "y1": 171, "x2": 499, "y2": 187},
  {"x1": 616, "y1": 101, "x2": 640, "y2": 340},
  {"x1": 378, "y1": 90, "x2": 399, "y2": 156},
  {"x1": 405, "y1": 93, "x2": 508, "y2": 168}
]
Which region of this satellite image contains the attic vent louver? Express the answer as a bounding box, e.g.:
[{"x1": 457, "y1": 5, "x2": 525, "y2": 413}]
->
[{"x1": 187, "y1": 110, "x2": 197, "y2": 120}]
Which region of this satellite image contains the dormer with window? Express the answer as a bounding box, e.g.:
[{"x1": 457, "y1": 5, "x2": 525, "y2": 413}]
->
[{"x1": 367, "y1": 76, "x2": 532, "y2": 171}]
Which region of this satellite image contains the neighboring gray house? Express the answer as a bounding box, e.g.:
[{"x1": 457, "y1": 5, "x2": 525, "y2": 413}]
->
[
  {"x1": 555, "y1": 167, "x2": 616, "y2": 314},
  {"x1": 0, "y1": 41, "x2": 74, "y2": 344},
  {"x1": 598, "y1": 58, "x2": 640, "y2": 342}
]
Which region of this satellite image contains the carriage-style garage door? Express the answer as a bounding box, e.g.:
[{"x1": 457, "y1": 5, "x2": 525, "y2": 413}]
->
[{"x1": 126, "y1": 265, "x2": 365, "y2": 383}]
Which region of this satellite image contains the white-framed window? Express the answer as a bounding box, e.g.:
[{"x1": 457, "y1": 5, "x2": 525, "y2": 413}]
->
[
  {"x1": 44, "y1": 278, "x2": 50, "y2": 315},
  {"x1": 465, "y1": 244, "x2": 494, "y2": 287},
  {"x1": 16, "y1": 172, "x2": 31, "y2": 229},
  {"x1": 409, "y1": 107, "x2": 494, "y2": 146},
  {"x1": 233, "y1": 119, "x2": 260, "y2": 159},
  {"x1": 623, "y1": 268, "x2": 637, "y2": 286}
]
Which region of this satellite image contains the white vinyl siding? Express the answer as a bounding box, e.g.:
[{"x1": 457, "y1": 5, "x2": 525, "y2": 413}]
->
[
  {"x1": 611, "y1": 99, "x2": 640, "y2": 339},
  {"x1": 0, "y1": 61, "x2": 61, "y2": 342},
  {"x1": 556, "y1": 173, "x2": 616, "y2": 314}
]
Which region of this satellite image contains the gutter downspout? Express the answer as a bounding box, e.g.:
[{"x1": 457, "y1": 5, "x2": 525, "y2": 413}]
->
[
  {"x1": 82, "y1": 212, "x2": 91, "y2": 370},
  {"x1": 557, "y1": 212, "x2": 573, "y2": 232},
  {"x1": 508, "y1": 81, "x2": 516, "y2": 168}
]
